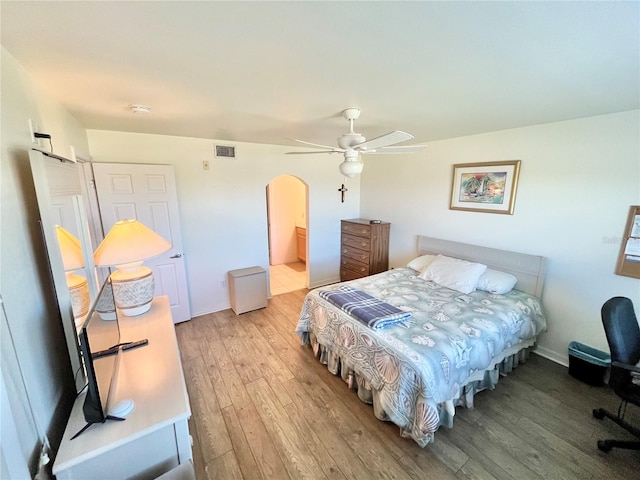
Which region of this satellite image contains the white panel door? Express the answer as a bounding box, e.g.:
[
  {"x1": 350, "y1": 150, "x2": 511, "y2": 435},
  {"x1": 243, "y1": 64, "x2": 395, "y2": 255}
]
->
[{"x1": 92, "y1": 163, "x2": 191, "y2": 323}]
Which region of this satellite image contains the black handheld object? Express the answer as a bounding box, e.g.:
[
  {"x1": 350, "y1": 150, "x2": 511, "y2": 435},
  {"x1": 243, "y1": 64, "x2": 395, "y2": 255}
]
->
[
  {"x1": 122, "y1": 338, "x2": 149, "y2": 351},
  {"x1": 92, "y1": 338, "x2": 149, "y2": 358}
]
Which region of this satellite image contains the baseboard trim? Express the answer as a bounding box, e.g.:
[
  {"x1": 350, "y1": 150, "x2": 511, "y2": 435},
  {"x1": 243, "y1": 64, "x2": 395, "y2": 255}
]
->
[
  {"x1": 190, "y1": 303, "x2": 230, "y2": 318},
  {"x1": 308, "y1": 276, "x2": 339, "y2": 289},
  {"x1": 534, "y1": 345, "x2": 568, "y2": 367}
]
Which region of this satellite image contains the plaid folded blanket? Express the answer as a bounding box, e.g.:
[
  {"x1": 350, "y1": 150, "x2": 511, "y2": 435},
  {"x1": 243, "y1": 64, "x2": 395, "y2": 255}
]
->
[{"x1": 318, "y1": 286, "x2": 410, "y2": 330}]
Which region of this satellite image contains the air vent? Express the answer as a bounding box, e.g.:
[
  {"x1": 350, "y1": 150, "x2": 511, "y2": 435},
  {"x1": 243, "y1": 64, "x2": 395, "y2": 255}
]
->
[{"x1": 215, "y1": 145, "x2": 236, "y2": 158}]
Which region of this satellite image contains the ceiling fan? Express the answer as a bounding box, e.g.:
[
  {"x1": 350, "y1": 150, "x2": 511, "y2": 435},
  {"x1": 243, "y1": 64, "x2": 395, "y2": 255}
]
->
[{"x1": 286, "y1": 108, "x2": 426, "y2": 177}]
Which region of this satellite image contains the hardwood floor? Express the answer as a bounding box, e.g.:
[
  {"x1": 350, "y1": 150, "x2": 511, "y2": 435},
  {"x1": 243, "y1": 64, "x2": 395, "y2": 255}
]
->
[{"x1": 176, "y1": 290, "x2": 640, "y2": 479}]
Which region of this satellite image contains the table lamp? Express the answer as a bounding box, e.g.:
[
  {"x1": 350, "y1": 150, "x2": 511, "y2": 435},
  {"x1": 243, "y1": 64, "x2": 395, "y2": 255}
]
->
[
  {"x1": 93, "y1": 219, "x2": 172, "y2": 317},
  {"x1": 56, "y1": 226, "x2": 90, "y2": 326},
  {"x1": 95, "y1": 279, "x2": 117, "y2": 321}
]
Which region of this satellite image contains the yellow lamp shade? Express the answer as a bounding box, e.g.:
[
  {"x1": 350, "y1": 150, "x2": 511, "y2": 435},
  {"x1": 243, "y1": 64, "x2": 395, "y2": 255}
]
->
[
  {"x1": 56, "y1": 225, "x2": 84, "y2": 271},
  {"x1": 94, "y1": 219, "x2": 172, "y2": 267}
]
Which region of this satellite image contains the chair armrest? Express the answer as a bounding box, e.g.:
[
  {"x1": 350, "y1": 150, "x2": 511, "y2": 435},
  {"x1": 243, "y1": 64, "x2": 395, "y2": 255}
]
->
[{"x1": 612, "y1": 361, "x2": 640, "y2": 374}]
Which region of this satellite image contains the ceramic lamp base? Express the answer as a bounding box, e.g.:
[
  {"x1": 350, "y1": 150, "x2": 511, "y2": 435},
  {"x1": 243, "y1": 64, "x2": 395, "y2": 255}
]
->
[
  {"x1": 67, "y1": 273, "x2": 90, "y2": 325},
  {"x1": 96, "y1": 280, "x2": 117, "y2": 321},
  {"x1": 111, "y1": 266, "x2": 154, "y2": 317}
]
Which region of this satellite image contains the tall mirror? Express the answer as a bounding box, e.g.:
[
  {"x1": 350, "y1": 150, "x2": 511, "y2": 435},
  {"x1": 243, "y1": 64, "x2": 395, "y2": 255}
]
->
[{"x1": 29, "y1": 149, "x2": 99, "y2": 391}]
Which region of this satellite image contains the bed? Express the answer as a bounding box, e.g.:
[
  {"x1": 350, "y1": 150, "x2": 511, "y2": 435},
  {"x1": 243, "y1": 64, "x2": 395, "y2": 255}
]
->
[{"x1": 295, "y1": 236, "x2": 547, "y2": 447}]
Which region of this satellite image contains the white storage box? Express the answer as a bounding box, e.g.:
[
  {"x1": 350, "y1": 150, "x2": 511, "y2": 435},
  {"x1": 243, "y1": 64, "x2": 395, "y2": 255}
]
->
[{"x1": 228, "y1": 266, "x2": 268, "y2": 315}]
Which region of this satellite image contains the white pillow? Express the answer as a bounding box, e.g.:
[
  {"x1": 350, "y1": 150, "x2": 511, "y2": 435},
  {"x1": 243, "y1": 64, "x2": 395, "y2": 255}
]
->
[
  {"x1": 407, "y1": 254, "x2": 437, "y2": 272},
  {"x1": 418, "y1": 255, "x2": 487, "y2": 294},
  {"x1": 477, "y1": 268, "x2": 518, "y2": 294}
]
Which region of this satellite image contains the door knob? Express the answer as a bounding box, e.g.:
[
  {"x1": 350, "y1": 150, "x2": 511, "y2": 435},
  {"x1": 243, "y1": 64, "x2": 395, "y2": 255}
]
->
[{"x1": 169, "y1": 253, "x2": 183, "y2": 259}]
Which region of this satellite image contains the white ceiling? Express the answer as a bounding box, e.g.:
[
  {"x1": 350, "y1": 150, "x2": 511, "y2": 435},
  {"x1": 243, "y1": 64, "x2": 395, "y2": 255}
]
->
[{"x1": 2, "y1": 1, "x2": 638, "y2": 149}]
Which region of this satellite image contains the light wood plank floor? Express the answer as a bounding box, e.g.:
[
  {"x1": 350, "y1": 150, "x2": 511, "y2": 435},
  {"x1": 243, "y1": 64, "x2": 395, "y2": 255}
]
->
[{"x1": 176, "y1": 290, "x2": 640, "y2": 480}]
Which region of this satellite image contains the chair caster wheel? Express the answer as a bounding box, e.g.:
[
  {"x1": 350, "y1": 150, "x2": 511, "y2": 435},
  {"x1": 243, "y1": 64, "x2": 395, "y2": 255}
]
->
[
  {"x1": 598, "y1": 440, "x2": 612, "y2": 452},
  {"x1": 593, "y1": 408, "x2": 605, "y2": 419}
]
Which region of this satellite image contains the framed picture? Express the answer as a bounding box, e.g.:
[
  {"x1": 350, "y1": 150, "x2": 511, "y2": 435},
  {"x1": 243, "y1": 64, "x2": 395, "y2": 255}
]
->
[
  {"x1": 615, "y1": 205, "x2": 640, "y2": 279},
  {"x1": 450, "y1": 160, "x2": 521, "y2": 214}
]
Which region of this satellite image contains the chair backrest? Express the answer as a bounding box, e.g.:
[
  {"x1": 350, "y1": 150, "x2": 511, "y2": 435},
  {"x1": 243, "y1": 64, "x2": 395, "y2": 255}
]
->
[{"x1": 601, "y1": 297, "x2": 640, "y2": 365}]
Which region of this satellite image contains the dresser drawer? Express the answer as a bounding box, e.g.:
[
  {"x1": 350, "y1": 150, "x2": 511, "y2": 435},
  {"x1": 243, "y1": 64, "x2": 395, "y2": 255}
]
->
[
  {"x1": 341, "y1": 245, "x2": 370, "y2": 264},
  {"x1": 340, "y1": 267, "x2": 367, "y2": 282},
  {"x1": 342, "y1": 234, "x2": 371, "y2": 251},
  {"x1": 341, "y1": 222, "x2": 371, "y2": 238},
  {"x1": 341, "y1": 256, "x2": 369, "y2": 273}
]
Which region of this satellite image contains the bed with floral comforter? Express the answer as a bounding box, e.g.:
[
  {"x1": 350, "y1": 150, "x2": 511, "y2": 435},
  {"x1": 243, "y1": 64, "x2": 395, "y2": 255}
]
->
[{"x1": 295, "y1": 266, "x2": 546, "y2": 446}]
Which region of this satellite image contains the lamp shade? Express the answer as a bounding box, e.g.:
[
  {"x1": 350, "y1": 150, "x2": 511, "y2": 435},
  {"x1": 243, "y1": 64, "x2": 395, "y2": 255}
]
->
[
  {"x1": 93, "y1": 219, "x2": 171, "y2": 317},
  {"x1": 55, "y1": 225, "x2": 89, "y2": 322},
  {"x1": 94, "y1": 219, "x2": 172, "y2": 267},
  {"x1": 56, "y1": 225, "x2": 84, "y2": 271}
]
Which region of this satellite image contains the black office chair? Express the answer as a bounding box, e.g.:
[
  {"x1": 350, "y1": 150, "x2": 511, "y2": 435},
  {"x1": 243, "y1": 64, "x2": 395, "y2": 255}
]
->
[{"x1": 592, "y1": 296, "x2": 640, "y2": 452}]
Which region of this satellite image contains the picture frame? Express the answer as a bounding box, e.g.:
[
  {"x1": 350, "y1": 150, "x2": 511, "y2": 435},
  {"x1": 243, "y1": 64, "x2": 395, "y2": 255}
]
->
[
  {"x1": 450, "y1": 160, "x2": 521, "y2": 214},
  {"x1": 615, "y1": 205, "x2": 640, "y2": 279}
]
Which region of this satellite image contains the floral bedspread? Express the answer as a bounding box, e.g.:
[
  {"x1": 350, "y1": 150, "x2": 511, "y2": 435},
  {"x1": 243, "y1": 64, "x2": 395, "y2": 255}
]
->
[{"x1": 295, "y1": 267, "x2": 546, "y2": 445}]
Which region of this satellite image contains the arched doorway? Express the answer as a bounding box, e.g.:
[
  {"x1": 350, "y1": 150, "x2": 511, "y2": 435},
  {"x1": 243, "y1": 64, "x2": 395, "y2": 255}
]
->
[{"x1": 266, "y1": 175, "x2": 308, "y2": 295}]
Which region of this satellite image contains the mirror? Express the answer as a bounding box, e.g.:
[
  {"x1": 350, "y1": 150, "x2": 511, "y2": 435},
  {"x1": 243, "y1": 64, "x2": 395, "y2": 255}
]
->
[{"x1": 29, "y1": 149, "x2": 99, "y2": 390}]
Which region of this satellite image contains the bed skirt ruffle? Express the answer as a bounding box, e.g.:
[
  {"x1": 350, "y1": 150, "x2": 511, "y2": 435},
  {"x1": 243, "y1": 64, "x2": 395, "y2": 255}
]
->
[{"x1": 308, "y1": 331, "x2": 534, "y2": 447}]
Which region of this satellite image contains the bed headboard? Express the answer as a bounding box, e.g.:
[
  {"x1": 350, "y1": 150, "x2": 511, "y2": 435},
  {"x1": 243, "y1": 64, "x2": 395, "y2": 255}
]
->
[{"x1": 417, "y1": 236, "x2": 547, "y2": 297}]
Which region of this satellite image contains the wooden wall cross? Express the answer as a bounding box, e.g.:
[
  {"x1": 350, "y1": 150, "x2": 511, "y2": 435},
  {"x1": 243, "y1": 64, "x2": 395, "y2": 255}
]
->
[{"x1": 338, "y1": 183, "x2": 348, "y2": 203}]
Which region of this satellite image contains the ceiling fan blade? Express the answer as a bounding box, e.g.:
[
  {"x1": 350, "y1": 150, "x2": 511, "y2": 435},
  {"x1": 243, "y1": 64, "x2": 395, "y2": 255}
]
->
[
  {"x1": 285, "y1": 150, "x2": 338, "y2": 155},
  {"x1": 355, "y1": 131, "x2": 414, "y2": 151},
  {"x1": 289, "y1": 138, "x2": 342, "y2": 151},
  {"x1": 362, "y1": 145, "x2": 427, "y2": 154}
]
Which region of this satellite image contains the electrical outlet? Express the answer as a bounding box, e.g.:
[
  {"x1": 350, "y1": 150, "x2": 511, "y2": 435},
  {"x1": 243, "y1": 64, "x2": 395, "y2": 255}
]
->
[
  {"x1": 221, "y1": 279, "x2": 226, "y2": 287},
  {"x1": 203, "y1": 160, "x2": 210, "y2": 171}
]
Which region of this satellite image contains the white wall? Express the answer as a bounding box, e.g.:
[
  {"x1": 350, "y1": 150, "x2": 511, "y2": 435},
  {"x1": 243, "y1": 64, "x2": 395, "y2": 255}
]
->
[
  {"x1": 86, "y1": 130, "x2": 360, "y2": 316},
  {"x1": 360, "y1": 111, "x2": 640, "y2": 364},
  {"x1": 1, "y1": 47, "x2": 91, "y2": 475}
]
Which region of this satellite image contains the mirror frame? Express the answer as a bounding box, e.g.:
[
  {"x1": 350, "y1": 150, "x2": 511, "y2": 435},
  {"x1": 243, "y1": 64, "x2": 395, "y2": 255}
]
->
[{"x1": 29, "y1": 149, "x2": 98, "y2": 391}]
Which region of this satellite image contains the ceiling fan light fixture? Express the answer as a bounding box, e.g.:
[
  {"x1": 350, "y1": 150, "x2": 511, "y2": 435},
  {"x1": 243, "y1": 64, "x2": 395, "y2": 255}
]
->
[
  {"x1": 339, "y1": 159, "x2": 363, "y2": 177},
  {"x1": 337, "y1": 133, "x2": 366, "y2": 149},
  {"x1": 287, "y1": 107, "x2": 425, "y2": 178}
]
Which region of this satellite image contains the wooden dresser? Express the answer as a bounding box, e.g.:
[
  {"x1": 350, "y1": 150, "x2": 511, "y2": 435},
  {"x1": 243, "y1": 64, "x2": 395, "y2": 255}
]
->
[{"x1": 340, "y1": 218, "x2": 390, "y2": 281}]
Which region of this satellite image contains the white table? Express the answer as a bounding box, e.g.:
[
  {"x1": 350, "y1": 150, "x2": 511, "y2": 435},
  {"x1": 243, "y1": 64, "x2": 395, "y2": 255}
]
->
[{"x1": 53, "y1": 296, "x2": 192, "y2": 480}]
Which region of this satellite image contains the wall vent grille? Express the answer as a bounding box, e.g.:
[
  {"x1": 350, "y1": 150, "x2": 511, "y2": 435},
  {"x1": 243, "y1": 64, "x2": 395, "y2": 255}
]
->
[{"x1": 215, "y1": 145, "x2": 236, "y2": 158}]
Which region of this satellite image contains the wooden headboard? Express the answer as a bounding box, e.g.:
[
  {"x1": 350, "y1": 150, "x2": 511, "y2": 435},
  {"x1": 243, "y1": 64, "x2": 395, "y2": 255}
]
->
[{"x1": 417, "y1": 236, "x2": 547, "y2": 297}]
